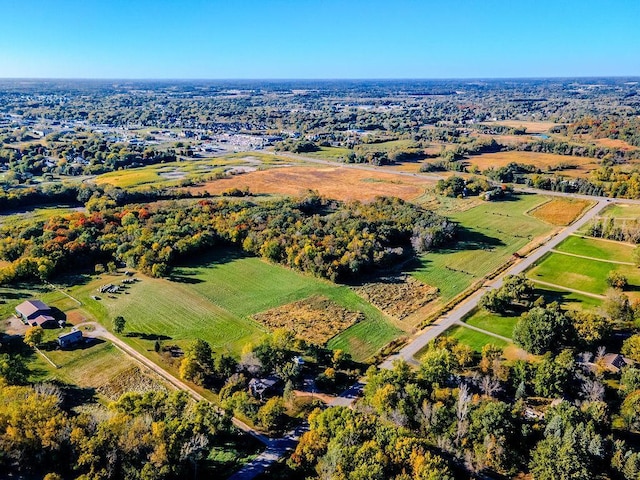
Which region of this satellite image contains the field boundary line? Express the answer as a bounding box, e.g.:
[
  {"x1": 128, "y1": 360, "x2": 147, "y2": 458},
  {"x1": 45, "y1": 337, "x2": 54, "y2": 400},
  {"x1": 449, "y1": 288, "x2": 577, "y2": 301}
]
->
[
  {"x1": 529, "y1": 279, "x2": 605, "y2": 299},
  {"x1": 550, "y1": 249, "x2": 635, "y2": 265},
  {"x1": 453, "y1": 320, "x2": 513, "y2": 343},
  {"x1": 34, "y1": 346, "x2": 58, "y2": 369},
  {"x1": 45, "y1": 281, "x2": 82, "y2": 306}
]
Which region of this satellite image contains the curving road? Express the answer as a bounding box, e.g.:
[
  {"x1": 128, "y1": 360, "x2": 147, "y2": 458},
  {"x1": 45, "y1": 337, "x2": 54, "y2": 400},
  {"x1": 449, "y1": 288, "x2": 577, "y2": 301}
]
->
[{"x1": 78, "y1": 322, "x2": 270, "y2": 444}]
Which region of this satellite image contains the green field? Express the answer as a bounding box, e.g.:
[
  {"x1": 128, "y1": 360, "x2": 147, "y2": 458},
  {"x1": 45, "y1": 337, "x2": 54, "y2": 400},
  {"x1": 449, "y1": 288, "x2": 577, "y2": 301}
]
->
[
  {"x1": 528, "y1": 252, "x2": 640, "y2": 295},
  {"x1": 411, "y1": 194, "x2": 554, "y2": 301},
  {"x1": 68, "y1": 250, "x2": 401, "y2": 362},
  {"x1": 356, "y1": 139, "x2": 419, "y2": 153},
  {"x1": 534, "y1": 286, "x2": 603, "y2": 310},
  {"x1": 95, "y1": 157, "x2": 245, "y2": 188},
  {"x1": 555, "y1": 235, "x2": 635, "y2": 263},
  {"x1": 443, "y1": 325, "x2": 509, "y2": 352},
  {"x1": 464, "y1": 310, "x2": 517, "y2": 338},
  {"x1": 32, "y1": 341, "x2": 133, "y2": 389},
  {"x1": 304, "y1": 146, "x2": 353, "y2": 161},
  {"x1": 0, "y1": 205, "x2": 82, "y2": 227},
  {"x1": 598, "y1": 203, "x2": 640, "y2": 219}
]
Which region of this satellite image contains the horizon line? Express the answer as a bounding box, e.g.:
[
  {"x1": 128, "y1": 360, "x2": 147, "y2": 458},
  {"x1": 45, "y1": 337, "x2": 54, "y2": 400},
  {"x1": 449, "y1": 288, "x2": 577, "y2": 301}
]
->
[{"x1": 1, "y1": 75, "x2": 640, "y2": 82}]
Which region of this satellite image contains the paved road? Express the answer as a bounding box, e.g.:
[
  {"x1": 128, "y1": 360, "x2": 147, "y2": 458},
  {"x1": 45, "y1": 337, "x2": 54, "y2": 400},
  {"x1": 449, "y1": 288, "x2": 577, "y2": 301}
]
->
[
  {"x1": 227, "y1": 424, "x2": 308, "y2": 480},
  {"x1": 380, "y1": 197, "x2": 610, "y2": 368}
]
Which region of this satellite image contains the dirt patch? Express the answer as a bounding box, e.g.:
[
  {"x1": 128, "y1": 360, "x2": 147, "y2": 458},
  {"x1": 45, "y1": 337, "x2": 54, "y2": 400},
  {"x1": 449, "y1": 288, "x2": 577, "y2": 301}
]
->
[
  {"x1": 353, "y1": 276, "x2": 439, "y2": 320},
  {"x1": 583, "y1": 136, "x2": 638, "y2": 151},
  {"x1": 65, "y1": 309, "x2": 90, "y2": 325},
  {"x1": 192, "y1": 166, "x2": 433, "y2": 202},
  {"x1": 253, "y1": 295, "x2": 363, "y2": 345},
  {"x1": 96, "y1": 365, "x2": 170, "y2": 401},
  {"x1": 529, "y1": 198, "x2": 593, "y2": 226},
  {"x1": 3, "y1": 316, "x2": 27, "y2": 335}
]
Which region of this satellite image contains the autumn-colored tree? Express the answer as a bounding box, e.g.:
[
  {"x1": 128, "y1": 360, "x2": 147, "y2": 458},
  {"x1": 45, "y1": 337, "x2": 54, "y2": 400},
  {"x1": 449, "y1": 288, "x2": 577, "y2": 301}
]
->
[{"x1": 24, "y1": 326, "x2": 44, "y2": 348}]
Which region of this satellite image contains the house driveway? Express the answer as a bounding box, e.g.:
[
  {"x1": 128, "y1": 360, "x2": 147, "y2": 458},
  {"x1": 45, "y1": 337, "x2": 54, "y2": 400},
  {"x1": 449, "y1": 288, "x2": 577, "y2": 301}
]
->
[{"x1": 3, "y1": 316, "x2": 27, "y2": 336}]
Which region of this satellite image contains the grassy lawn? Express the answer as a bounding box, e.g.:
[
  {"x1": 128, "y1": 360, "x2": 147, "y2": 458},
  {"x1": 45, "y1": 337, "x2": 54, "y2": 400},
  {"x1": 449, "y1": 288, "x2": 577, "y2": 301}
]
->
[
  {"x1": 411, "y1": 194, "x2": 554, "y2": 302},
  {"x1": 534, "y1": 285, "x2": 603, "y2": 310},
  {"x1": 66, "y1": 249, "x2": 401, "y2": 362},
  {"x1": 598, "y1": 203, "x2": 640, "y2": 219},
  {"x1": 555, "y1": 235, "x2": 635, "y2": 263},
  {"x1": 304, "y1": 146, "x2": 353, "y2": 161},
  {"x1": 34, "y1": 341, "x2": 133, "y2": 389},
  {"x1": 0, "y1": 205, "x2": 82, "y2": 226},
  {"x1": 464, "y1": 309, "x2": 517, "y2": 338},
  {"x1": 528, "y1": 252, "x2": 640, "y2": 295},
  {"x1": 443, "y1": 325, "x2": 509, "y2": 352}
]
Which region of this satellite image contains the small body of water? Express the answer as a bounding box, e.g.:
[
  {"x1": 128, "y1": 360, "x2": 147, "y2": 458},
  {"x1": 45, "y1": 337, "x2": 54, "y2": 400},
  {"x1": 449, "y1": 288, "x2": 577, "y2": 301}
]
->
[{"x1": 531, "y1": 133, "x2": 550, "y2": 139}]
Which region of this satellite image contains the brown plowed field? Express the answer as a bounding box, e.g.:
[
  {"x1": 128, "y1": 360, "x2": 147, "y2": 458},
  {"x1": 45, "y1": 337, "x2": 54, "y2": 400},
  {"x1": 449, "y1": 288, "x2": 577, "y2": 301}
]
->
[{"x1": 193, "y1": 166, "x2": 434, "y2": 202}]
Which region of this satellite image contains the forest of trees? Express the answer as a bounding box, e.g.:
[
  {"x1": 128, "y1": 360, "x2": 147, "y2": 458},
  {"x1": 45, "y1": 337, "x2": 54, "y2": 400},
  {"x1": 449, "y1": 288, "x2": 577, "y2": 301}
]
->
[
  {"x1": 289, "y1": 331, "x2": 640, "y2": 479},
  {"x1": 0, "y1": 379, "x2": 244, "y2": 479},
  {"x1": 0, "y1": 195, "x2": 456, "y2": 283}
]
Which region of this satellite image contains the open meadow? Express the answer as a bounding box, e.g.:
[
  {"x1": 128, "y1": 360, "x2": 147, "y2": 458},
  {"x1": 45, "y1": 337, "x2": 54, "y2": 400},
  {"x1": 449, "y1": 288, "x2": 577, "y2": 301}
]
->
[
  {"x1": 197, "y1": 165, "x2": 434, "y2": 202},
  {"x1": 528, "y1": 251, "x2": 640, "y2": 298},
  {"x1": 598, "y1": 203, "x2": 640, "y2": 219},
  {"x1": 529, "y1": 198, "x2": 593, "y2": 225},
  {"x1": 555, "y1": 235, "x2": 636, "y2": 263},
  {"x1": 465, "y1": 151, "x2": 599, "y2": 177},
  {"x1": 94, "y1": 157, "x2": 245, "y2": 188},
  {"x1": 411, "y1": 194, "x2": 556, "y2": 303},
  {"x1": 60, "y1": 249, "x2": 401, "y2": 362}
]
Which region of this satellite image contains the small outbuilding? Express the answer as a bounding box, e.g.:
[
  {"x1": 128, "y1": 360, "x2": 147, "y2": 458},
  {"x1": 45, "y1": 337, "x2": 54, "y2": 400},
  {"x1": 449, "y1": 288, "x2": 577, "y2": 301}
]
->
[{"x1": 58, "y1": 330, "x2": 83, "y2": 349}]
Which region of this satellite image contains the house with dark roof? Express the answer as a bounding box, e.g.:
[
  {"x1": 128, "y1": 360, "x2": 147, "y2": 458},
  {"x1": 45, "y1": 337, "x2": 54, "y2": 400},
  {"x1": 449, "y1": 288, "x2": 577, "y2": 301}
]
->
[
  {"x1": 602, "y1": 353, "x2": 628, "y2": 373},
  {"x1": 31, "y1": 314, "x2": 58, "y2": 328},
  {"x1": 58, "y1": 330, "x2": 83, "y2": 349},
  {"x1": 15, "y1": 300, "x2": 56, "y2": 327},
  {"x1": 248, "y1": 377, "x2": 279, "y2": 400}
]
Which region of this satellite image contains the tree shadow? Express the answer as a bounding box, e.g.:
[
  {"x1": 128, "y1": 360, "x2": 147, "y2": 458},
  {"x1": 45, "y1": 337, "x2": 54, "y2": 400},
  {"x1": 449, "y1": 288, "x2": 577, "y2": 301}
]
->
[
  {"x1": 427, "y1": 225, "x2": 506, "y2": 256},
  {"x1": 172, "y1": 247, "x2": 249, "y2": 276},
  {"x1": 534, "y1": 288, "x2": 575, "y2": 305},
  {"x1": 169, "y1": 274, "x2": 204, "y2": 284},
  {"x1": 624, "y1": 284, "x2": 640, "y2": 293},
  {"x1": 125, "y1": 332, "x2": 172, "y2": 341},
  {"x1": 60, "y1": 383, "x2": 98, "y2": 409}
]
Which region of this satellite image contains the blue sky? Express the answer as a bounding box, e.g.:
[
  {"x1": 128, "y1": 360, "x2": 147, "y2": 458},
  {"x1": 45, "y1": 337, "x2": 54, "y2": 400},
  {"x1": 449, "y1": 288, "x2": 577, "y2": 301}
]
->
[{"x1": 1, "y1": 0, "x2": 639, "y2": 79}]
